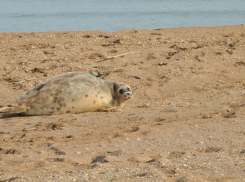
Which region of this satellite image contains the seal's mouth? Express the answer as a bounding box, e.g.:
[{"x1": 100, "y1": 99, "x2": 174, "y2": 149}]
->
[{"x1": 122, "y1": 92, "x2": 133, "y2": 100}]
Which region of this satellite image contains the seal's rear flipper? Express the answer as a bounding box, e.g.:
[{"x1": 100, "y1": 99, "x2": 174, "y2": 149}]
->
[{"x1": 0, "y1": 104, "x2": 26, "y2": 116}]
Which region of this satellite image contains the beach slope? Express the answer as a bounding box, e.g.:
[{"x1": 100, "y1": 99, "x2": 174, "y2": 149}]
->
[{"x1": 0, "y1": 25, "x2": 245, "y2": 181}]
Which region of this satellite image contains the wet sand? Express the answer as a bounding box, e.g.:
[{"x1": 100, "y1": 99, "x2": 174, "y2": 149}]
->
[{"x1": 0, "y1": 25, "x2": 245, "y2": 181}]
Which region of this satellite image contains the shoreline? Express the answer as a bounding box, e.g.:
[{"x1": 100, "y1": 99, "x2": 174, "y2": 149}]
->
[{"x1": 0, "y1": 24, "x2": 243, "y2": 34}]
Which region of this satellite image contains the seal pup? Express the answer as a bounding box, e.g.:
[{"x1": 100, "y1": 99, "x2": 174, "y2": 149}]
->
[{"x1": 0, "y1": 72, "x2": 132, "y2": 116}]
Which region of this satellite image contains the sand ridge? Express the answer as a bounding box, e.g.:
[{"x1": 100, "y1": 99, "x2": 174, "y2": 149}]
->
[{"x1": 0, "y1": 25, "x2": 245, "y2": 181}]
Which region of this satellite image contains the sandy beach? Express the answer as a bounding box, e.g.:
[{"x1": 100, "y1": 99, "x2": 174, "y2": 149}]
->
[{"x1": 0, "y1": 25, "x2": 245, "y2": 181}]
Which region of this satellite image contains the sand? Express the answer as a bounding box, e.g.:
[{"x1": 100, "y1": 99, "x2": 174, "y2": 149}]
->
[{"x1": 0, "y1": 25, "x2": 245, "y2": 182}]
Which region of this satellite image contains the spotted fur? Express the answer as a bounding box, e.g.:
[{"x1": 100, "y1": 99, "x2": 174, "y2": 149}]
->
[{"x1": 0, "y1": 72, "x2": 133, "y2": 116}]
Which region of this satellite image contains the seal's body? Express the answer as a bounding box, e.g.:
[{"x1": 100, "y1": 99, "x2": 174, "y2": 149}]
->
[{"x1": 0, "y1": 72, "x2": 132, "y2": 116}]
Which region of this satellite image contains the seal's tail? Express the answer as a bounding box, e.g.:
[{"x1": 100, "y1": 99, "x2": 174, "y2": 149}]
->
[{"x1": 0, "y1": 104, "x2": 26, "y2": 116}]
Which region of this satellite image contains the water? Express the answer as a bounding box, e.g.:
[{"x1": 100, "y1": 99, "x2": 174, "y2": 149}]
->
[{"x1": 0, "y1": 0, "x2": 244, "y2": 33}]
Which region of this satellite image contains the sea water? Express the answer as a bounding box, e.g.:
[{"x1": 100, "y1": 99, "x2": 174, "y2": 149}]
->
[{"x1": 0, "y1": 0, "x2": 244, "y2": 33}]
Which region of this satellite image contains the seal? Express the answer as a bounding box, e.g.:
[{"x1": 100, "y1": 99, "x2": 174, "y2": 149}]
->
[{"x1": 0, "y1": 72, "x2": 132, "y2": 116}]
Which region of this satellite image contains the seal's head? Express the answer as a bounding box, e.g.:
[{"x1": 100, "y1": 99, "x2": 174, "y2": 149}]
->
[{"x1": 114, "y1": 82, "x2": 133, "y2": 104}]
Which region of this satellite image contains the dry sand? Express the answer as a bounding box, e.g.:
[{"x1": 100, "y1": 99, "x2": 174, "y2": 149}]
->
[{"x1": 0, "y1": 25, "x2": 245, "y2": 182}]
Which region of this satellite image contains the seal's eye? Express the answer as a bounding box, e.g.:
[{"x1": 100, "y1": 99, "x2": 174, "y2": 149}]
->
[
  {"x1": 119, "y1": 89, "x2": 125, "y2": 94},
  {"x1": 126, "y1": 87, "x2": 131, "y2": 92}
]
